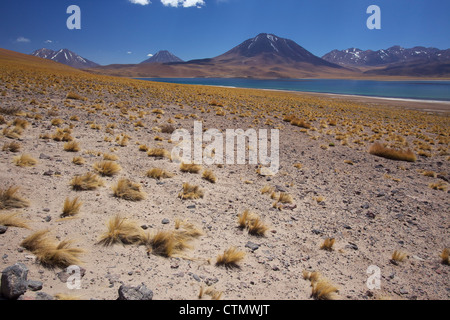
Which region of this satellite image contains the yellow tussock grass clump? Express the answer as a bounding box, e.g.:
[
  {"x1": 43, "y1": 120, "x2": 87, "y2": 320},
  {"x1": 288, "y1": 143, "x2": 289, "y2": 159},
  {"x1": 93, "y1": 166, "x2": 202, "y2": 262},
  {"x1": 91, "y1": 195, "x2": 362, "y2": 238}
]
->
[
  {"x1": 202, "y1": 169, "x2": 217, "y2": 183},
  {"x1": 63, "y1": 141, "x2": 80, "y2": 152},
  {"x1": 72, "y1": 157, "x2": 85, "y2": 165},
  {"x1": 369, "y1": 143, "x2": 416, "y2": 162},
  {"x1": 70, "y1": 172, "x2": 105, "y2": 191},
  {"x1": 180, "y1": 163, "x2": 202, "y2": 174},
  {"x1": 216, "y1": 247, "x2": 245, "y2": 269},
  {"x1": 21, "y1": 230, "x2": 84, "y2": 269},
  {"x1": 93, "y1": 161, "x2": 122, "y2": 177},
  {"x1": 237, "y1": 210, "x2": 268, "y2": 237},
  {"x1": 391, "y1": 250, "x2": 408, "y2": 265},
  {"x1": 61, "y1": 197, "x2": 83, "y2": 218},
  {"x1": 13, "y1": 154, "x2": 37, "y2": 167},
  {"x1": 2, "y1": 141, "x2": 21, "y2": 153},
  {"x1": 112, "y1": 178, "x2": 146, "y2": 201},
  {"x1": 146, "y1": 168, "x2": 174, "y2": 180},
  {"x1": 320, "y1": 238, "x2": 335, "y2": 251},
  {"x1": 0, "y1": 186, "x2": 29, "y2": 210},
  {"x1": 178, "y1": 183, "x2": 204, "y2": 200},
  {"x1": 147, "y1": 148, "x2": 170, "y2": 159},
  {"x1": 311, "y1": 279, "x2": 339, "y2": 300},
  {"x1": 440, "y1": 248, "x2": 449, "y2": 265},
  {"x1": 302, "y1": 270, "x2": 321, "y2": 284},
  {"x1": 0, "y1": 212, "x2": 30, "y2": 229},
  {"x1": 98, "y1": 215, "x2": 144, "y2": 246}
]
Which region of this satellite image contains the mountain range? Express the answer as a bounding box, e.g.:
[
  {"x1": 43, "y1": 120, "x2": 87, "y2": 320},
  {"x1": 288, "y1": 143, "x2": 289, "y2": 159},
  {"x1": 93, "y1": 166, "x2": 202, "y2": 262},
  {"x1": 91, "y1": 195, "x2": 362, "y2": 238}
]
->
[
  {"x1": 31, "y1": 48, "x2": 99, "y2": 69},
  {"x1": 28, "y1": 34, "x2": 450, "y2": 78}
]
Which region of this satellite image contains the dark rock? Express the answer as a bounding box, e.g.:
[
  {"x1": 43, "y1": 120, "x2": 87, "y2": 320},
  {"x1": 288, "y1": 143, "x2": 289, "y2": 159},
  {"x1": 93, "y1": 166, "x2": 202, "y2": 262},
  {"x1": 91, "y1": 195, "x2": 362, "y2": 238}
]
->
[
  {"x1": 192, "y1": 274, "x2": 201, "y2": 282},
  {"x1": 346, "y1": 242, "x2": 358, "y2": 250},
  {"x1": 39, "y1": 154, "x2": 51, "y2": 160},
  {"x1": 35, "y1": 292, "x2": 54, "y2": 300},
  {"x1": 57, "y1": 266, "x2": 86, "y2": 283},
  {"x1": 1, "y1": 263, "x2": 29, "y2": 299},
  {"x1": 44, "y1": 216, "x2": 51, "y2": 222},
  {"x1": 245, "y1": 241, "x2": 260, "y2": 251},
  {"x1": 43, "y1": 170, "x2": 54, "y2": 176},
  {"x1": 0, "y1": 225, "x2": 8, "y2": 234},
  {"x1": 141, "y1": 225, "x2": 148, "y2": 230},
  {"x1": 161, "y1": 218, "x2": 170, "y2": 225},
  {"x1": 343, "y1": 225, "x2": 352, "y2": 230},
  {"x1": 312, "y1": 229, "x2": 322, "y2": 235},
  {"x1": 187, "y1": 205, "x2": 196, "y2": 209},
  {"x1": 118, "y1": 284, "x2": 153, "y2": 300},
  {"x1": 205, "y1": 277, "x2": 219, "y2": 286},
  {"x1": 361, "y1": 203, "x2": 370, "y2": 209},
  {"x1": 27, "y1": 280, "x2": 43, "y2": 291}
]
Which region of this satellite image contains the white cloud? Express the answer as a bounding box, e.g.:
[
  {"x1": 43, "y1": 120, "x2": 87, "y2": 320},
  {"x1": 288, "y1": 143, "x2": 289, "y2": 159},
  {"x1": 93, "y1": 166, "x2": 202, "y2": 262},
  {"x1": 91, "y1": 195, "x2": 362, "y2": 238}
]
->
[
  {"x1": 44, "y1": 40, "x2": 53, "y2": 44},
  {"x1": 147, "y1": 54, "x2": 154, "y2": 57},
  {"x1": 129, "y1": 0, "x2": 151, "y2": 5},
  {"x1": 127, "y1": 51, "x2": 133, "y2": 54},
  {"x1": 161, "y1": 0, "x2": 205, "y2": 8},
  {"x1": 16, "y1": 36, "x2": 30, "y2": 43}
]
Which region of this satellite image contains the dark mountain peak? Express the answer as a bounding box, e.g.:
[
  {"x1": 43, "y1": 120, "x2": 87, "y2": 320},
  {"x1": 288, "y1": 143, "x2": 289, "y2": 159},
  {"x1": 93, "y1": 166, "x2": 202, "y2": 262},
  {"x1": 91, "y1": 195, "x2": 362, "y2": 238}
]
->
[
  {"x1": 216, "y1": 33, "x2": 341, "y2": 68},
  {"x1": 140, "y1": 50, "x2": 184, "y2": 64},
  {"x1": 30, "y1": 48, "x2": 99, "y2": 69}
]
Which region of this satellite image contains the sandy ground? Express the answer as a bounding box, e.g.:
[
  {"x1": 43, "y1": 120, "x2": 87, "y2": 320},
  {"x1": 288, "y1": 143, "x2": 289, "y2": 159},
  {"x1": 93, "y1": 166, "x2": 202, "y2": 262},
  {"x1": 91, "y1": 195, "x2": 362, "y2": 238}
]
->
[{"x1": 0, "y1": 72, "x2": 449, "y2": 301}]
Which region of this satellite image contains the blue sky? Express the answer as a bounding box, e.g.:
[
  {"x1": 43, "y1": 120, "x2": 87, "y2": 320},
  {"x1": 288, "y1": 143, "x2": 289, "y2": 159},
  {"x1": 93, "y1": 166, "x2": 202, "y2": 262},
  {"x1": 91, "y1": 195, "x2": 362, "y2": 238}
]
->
[{"x1": 1, "y1": 0, "x2": 449, "y2": 65}]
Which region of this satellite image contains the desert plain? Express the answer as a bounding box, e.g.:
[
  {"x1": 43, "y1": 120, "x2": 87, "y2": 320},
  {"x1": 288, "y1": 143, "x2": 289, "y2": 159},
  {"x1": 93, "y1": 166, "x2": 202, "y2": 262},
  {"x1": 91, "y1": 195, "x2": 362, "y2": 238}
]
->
[{"x1": 0, "y1": 49, "x2": 449, "y2": 300}]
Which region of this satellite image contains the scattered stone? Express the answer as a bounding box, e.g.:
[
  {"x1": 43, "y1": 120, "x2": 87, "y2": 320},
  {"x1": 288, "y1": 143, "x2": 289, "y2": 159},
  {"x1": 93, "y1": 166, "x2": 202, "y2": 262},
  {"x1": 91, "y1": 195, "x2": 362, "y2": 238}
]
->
[
  {"x1": 44, "y1": 216, "x2": 51, "y2": 222},
  {"x1": 57, "y1": 266, "x2": 86, "y2": 283},
  {"x1": 192, "y1": 274, "x2": 201, "y2": 282},
  {"x1": 118, "y1": 284, "x2": 153, "y2": 300},
  {"x1": 141, "y1": 225, "x2": 148, "y2": 230},
  {"x1": 187, "y1": 205, "x2": 196, "y2": 209},
  {"x1": 205, "y1": 277, "x2": 219, "y2": 286},
  {"x1": 39, "y1": 153, "x2": 51, "y2": 160},
  {"x1": 0, "y1": 225, "x2": 8, "y2": 234},
  {"x1": 245, "y1": 241, "x2": 260, "y2": 251},
  {"x1": 346, "y1": 242, "x2": 358, "y2": 250},
  {"x1": 1, "y1": 263, "x2": 29, "y2": 299},
  {"x1": 161, "y1": 218, "x2": 170, "y2": 225},
  {"x1": 312, "y1": 229, "x2": 322, "y2": 235},
  {"x1": 361, "y1": 203, "x2": 370, "y2": 209},
  {"x1": 27, "y1": 280, "x2": 43, "y2": 292},
  {"x1": 43, "y1": 170, "x2": 54, "y2": 176},
  {"x1": 35, "y1": 292, "x2": 54, "y2": 300},
  {"x1": 343, "y1": 225, "x2": 352, "y2": 230}
]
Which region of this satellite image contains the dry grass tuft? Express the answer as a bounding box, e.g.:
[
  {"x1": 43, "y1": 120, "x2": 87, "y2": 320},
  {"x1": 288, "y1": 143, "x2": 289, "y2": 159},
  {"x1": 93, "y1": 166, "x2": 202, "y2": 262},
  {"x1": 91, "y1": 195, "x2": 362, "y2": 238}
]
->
[
  {"x1": 237, "y1": 210, "x2": 268, "y2": 237},
  {"x1": 147, "y1": 148, "x2": 170, "y2": 159},
  {"x1": 202, "y1": 169, "x2": 217, "y2": 183},
  {"x1": 391, "y1": 250, "x2": 408, "y2": 265},
  {"x1": 440, "y1": 248, "x2": 450, "y2": 265},
  {"x1": 72, "y1": 157, "x2": 85, "y2": 165},
  {"x1": 178, "y1": 183, "x2": 204, "y2": 200},
  {"x1": 112, "y1": 178, "x2": 146, "y2": 201},
  {"x1": 3, "y1": 141, "x2": 21, "y2": 153},
  {"x1": 66, "y1": 92, "x2": 86, "y2": 101},
  {"x1": 311, "y1": 279, "x2": 339, "y2": 300},
  {"x1": 13, "y1": 154, "x2": 37, "y2": 167},
  {"x1": 0, "y1": 212, "x2": 30, "y2": 229},
  {"x1": 320, "y1": 238, "x2": 335, "y2": 251},
  {"x1": 216, "y1": 247, "x2": 245, "y2": 269},
  {"x1": 146, "y1": 168, "x2": 174, "y2": 180},
  {"x1": 70, "y1": 172, "x2": 105, "y2": 191},
  {"x1": 429, "y1": 181, "x2": 448, "y2": 191},
  {"x1": 98, "y1": 215, "x2": 144, "y2": 246},
  {"x1": 0, "y1": 186, "x2": 29, "y2": 210},
  {"x1": 302, "y1": 270, "x2": 321, "y2": 284},
  {"x1": 278, "y1": 192, "x2": 293, "y2": 204},
  {"x1": 93, "y1": 161, "x2": 122, "y2": 177},
  {"x1": 260, "y1": 185, "x2": 275, "y2": 195},
  {"x1": 21, "y1": 230, "x2": 84, "y2": 269},
  {"x1": 61, "y1": 197, "x2": 83, "y2": 218},
  {"x1": 63, "y1": 141, "x2": 80, "y2": 152},
  {"x1": 369, "y1": 143, "x2": 416, "y2": 162},
  {"x1": 103, "y1": 153, "x2": 119, "y2": 161},
  {"x1": 180, "y1": 163, "x2": 202, "y2": 174}
]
